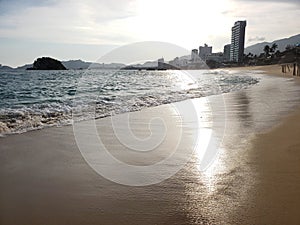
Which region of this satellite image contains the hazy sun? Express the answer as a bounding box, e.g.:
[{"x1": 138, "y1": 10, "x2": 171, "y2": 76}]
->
[{"x1": 128, "y1": 0, "x2": 234, "y2": 49}]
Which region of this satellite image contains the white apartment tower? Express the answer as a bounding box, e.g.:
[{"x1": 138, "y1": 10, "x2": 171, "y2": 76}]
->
[{"x1": 230, "y1": 21, "x2": 247, "y2": 62}]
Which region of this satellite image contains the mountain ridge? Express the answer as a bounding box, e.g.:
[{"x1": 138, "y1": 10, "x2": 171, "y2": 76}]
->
[{"x1": 245, "y1": 33, "x2": 300, "y2": 55}]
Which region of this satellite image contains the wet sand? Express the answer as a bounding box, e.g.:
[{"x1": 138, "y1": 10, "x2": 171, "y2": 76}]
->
[
  {"x1": 249, "y1": 107, "x2": 300, "y2": 224},
  {"x1": 236, "y1": 64, "x2": 300, "y2": 224},
  {"x1": 1, "y1": 66, "x2": 300, "y2": 224},
  {"x1": 0, "y1": 100, "x2": 230, "y2": 225}
]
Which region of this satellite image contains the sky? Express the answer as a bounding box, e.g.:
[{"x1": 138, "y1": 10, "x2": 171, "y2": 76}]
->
[{"x1": 0, "y1": 0, "x2": 299, "y2": 67}]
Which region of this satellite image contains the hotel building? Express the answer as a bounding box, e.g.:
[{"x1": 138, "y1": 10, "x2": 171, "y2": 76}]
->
[{"x1": 230, "y1": 21, "x2": 247, "y2": 62}]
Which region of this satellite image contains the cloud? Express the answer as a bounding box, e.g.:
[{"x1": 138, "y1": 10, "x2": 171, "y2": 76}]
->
[
  {"x1": 0, "y1": 0, "x2": 299, "y2": 66},
  {"x1": 234, "y1": 0, "x2": 300, "y2": 7},
  {"x1": 0, "y1": 0, "x2": 58, "y2": 15},
  {"x1": 248, "y1": 36, "x2": 266, "y2": 42},
  {"x1": 230, "y1": 0, "x2": 300, "y2": 46},
  {"x1": 0, "y1": 0, "x2": 136, "y2": 19},
  {"x1": 0, "y1": 0, "x2": 138, "y2": 45},
  {"x1": 221, "y1": 10, "x2": 234, "y2": 15}
]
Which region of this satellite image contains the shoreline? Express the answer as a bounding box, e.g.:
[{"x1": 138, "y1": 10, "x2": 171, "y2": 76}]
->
[
  {"x1": 220, "y1": 67, "x2": 300, "y2": 224},
  {"x1": 230, "y1": 64, "x2": 299, "y2": 77},
  {"x1": 1, "y1": 65, "x2": 300, "y2": 224},
  {"x1": 231, "y1": 64, "x2": 300, "y2": 223}
]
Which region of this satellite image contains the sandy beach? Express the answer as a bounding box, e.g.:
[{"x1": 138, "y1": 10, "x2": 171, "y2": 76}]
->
[
  {"x1": 236, "y1": 65, "x2": 300, "y2": 224},
  {"x1": 232, "y1": 64, "x2": 299, "y2": 77},
  {"x1": 1, "y1": 65, "x2": 300, "y2": 225},
  {"x1": 249, "y1": 106, "x2": 300, "y2": 224}
]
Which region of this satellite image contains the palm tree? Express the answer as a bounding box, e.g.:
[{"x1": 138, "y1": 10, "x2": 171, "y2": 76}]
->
[
  {"x1": 264, "y1": 45, "x2": 270, "y2": 57},
  {"x1": 270, "y1": 43, "x2": 278, "y2": 54}
]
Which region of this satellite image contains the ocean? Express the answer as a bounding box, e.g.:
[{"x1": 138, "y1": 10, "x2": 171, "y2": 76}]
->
[{"x1": 0, "y1": 68, "x2": 286, "y2": 135}]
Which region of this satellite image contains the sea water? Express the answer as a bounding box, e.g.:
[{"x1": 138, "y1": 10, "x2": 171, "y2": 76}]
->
[{"x1": 0, "y1": 69, "x2": 265, "y2": 135}]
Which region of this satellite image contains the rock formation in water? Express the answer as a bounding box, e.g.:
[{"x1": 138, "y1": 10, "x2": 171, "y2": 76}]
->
[{"x1": 27, "y1": 57, "x2": 67, "y2": 70}]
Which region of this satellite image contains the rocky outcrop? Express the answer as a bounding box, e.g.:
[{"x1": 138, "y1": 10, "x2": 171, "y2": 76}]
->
[{"x1": 27, "y1": 57, "x2": 67, "y2": 70}]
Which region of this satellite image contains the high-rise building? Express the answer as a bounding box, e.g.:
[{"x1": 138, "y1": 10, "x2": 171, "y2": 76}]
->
[
  {"x1": 206, "y1": 52, "x2": 224, "y2": 63},
  {"x1": 223, "y1": 44, "x2": 231, "y2": 62},
  {"x1": 199, "y1": 44, "x2": 212, "y2": 61},
  {"x1": 230, "y1": 21, "x2": 247, "y2": 62},
  {"x1": 191, "y1": 49, "x2": 199, "y2": 61}
]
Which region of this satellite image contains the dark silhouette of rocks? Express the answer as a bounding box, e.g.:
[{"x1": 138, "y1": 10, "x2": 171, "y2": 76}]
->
[
  {"x1": 16, "y1": 64, "x2": 32, "y2": 70},
  {"x1": 27, "y1": 57, "x2": 67, "y2": 70},
  {"x1": 0, "y1": 64, "x2": 13, "y2": 71},
  {"x1": 62, "y1": 59, "x2": 91, "y2": 70}
]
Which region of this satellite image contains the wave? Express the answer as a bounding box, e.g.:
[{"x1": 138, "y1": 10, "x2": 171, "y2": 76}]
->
[{"x1": 0, "y1": 70, "x2": 259, "y2": 136}]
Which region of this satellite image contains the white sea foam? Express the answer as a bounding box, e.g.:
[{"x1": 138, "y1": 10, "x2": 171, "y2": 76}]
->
[{"x1": 0, "y1": 69, "x2": 261, "y2": 135}]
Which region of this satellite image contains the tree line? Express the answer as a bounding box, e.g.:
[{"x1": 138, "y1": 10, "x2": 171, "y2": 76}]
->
[
  {"x1": 243, "y1": 43, "x2": 300, "y2": 66},
  {"x1": 263, "y1": 43, "x2": 278, "y2": 57}
]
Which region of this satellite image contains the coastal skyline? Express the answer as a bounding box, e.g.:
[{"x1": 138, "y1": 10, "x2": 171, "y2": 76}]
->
[{"x1": 0, "y1": 0, "x2": 300, "y2": 67}]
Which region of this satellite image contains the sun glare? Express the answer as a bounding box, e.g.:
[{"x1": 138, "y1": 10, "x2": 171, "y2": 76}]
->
[{"x1": 131, "y1": 0, "x2": 233, "y2": 48}]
